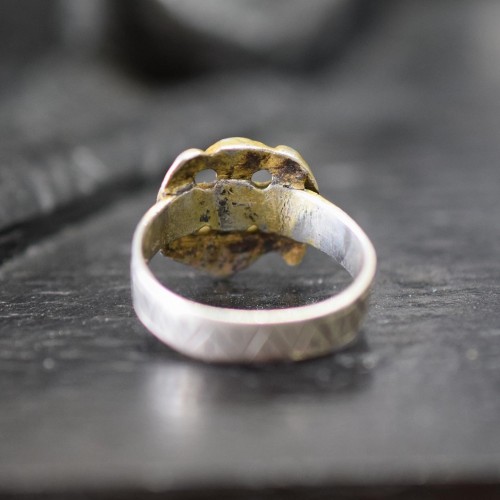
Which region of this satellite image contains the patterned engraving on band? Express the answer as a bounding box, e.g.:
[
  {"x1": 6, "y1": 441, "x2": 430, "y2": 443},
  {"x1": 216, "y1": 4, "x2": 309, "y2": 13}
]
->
[
  {"x1": 132, "y1": 263, "x2": 368, "y2": 362},
  {"x1": 131, "y1": 148, "x2": 376, "y2": 363}
]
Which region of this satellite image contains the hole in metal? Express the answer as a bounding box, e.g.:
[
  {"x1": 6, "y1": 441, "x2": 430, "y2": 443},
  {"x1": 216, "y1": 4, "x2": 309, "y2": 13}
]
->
[
  {"x1": 251, "y1": 169, "x2": 272, "y2": 187},
  {"x1": 195, "y1": 169, "x2": 217, "y2": 184}
]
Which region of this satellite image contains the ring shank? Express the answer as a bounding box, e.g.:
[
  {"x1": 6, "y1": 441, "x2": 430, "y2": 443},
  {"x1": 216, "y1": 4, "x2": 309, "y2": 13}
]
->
[{"x1": 131, "y1": 186, "x2": 376, "y2": 362}]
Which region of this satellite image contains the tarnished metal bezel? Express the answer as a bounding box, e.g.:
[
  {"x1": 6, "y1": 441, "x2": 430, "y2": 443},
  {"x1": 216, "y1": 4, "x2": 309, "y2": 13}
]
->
[
  {"x1": 157, "y1": 137, "x2": 319, "y2": 198},
  {"x1": 156, "y1": 138, "x2": 320, "y2": 276}
]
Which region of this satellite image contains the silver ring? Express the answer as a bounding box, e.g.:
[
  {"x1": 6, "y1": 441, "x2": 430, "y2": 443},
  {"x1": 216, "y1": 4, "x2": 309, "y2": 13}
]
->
[{"x1": 131, "y1": 138, "x2": 376, "y2": 363}]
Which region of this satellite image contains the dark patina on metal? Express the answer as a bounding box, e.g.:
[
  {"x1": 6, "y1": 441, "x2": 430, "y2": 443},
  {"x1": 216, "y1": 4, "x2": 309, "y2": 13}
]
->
[{"x1": 156, "y1": 138, "x2": 319, "y2": 277}]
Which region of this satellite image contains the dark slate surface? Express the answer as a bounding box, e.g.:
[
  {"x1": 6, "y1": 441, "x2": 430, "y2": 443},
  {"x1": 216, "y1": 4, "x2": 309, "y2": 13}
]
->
[{"x1": 1, "y1": 0, "x2": 500, "y2": 498}]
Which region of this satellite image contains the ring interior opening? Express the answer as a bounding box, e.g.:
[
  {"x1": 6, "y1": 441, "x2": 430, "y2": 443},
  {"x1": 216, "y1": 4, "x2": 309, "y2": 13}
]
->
[
  {"x1": 149, "y1": 248, "x2": 352, "y2": 309},
  {"x1": 143, "y1": 184, "x2": 365, "y2": 279}
]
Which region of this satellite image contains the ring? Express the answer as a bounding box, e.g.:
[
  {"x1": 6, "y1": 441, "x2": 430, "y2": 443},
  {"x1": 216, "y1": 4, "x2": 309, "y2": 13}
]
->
[{"x1": 131, "y1": 138, "x2": 376, "y2": 363}]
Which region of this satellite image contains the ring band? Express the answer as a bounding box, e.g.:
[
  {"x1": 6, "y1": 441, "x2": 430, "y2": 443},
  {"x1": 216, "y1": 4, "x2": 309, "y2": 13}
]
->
[{"x1": 131, "y1": 138, "x2": 376, "y2": 363}]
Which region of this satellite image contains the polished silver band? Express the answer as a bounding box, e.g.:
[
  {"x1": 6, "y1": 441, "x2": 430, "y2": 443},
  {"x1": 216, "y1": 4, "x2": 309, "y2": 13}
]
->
[{"x1": 131, "y1": 183, "x2": 376, "y2": 363}]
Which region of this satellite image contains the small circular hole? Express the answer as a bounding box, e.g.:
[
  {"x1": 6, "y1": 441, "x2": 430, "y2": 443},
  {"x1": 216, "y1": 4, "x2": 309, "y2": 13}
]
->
[
  {"x1": 195, "y1": 169, "x2": 217, "y2": 184},
  {"x1": 251, "y1": 169, "x2": 272, "y2": 187}
]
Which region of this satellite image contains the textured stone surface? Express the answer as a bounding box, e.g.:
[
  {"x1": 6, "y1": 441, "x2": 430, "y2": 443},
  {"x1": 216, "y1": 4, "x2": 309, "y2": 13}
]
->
[{"x1": 1, "y1": 0, "x2": 500, "y2": 497}]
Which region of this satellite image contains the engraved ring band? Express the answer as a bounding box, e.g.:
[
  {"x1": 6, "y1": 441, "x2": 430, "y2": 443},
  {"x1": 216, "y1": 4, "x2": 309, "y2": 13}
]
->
[{"x1": 131, "y1": 138, "x2": 376, "y2": 363}]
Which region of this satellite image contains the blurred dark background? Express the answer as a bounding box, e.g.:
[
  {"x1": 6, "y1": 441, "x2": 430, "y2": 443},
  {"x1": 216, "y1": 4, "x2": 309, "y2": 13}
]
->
[
  {"x1": 1, "y1": 1, "x2": 500, "y2": 499},
  {"x1": 0, "y1": 0, "x2": 381, "y2": 250}
]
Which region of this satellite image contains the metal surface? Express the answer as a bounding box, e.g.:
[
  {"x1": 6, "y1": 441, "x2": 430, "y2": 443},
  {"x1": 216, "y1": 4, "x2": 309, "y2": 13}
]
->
[
  {"x1": 156, "y1": 137, "x2": 319, "y2": 276},
  {"x1": 131, "y1": 139, "x2": 376, "y2": 362}
]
